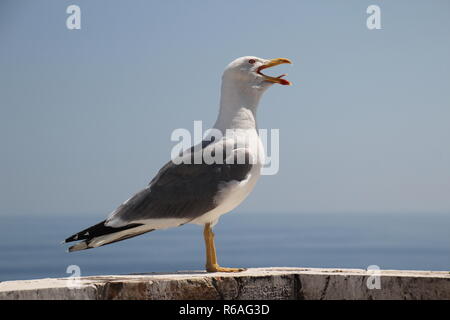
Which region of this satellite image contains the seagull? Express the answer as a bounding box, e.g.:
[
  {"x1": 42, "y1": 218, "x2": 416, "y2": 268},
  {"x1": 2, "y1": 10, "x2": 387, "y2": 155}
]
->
[{"x1": 64, "y1": 56, "x2": 292, "y2": 272}]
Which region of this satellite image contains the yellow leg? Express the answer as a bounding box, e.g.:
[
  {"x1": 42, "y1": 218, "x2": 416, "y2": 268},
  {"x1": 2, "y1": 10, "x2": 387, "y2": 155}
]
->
[{"x1": 203, "y1": 223, "x2": 246, "y2": 273}]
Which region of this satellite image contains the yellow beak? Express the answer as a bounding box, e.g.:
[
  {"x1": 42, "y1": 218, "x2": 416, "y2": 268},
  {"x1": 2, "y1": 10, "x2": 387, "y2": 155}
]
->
[{"x1": 257, "y1": 58, "x2": 292, "y2": 85}]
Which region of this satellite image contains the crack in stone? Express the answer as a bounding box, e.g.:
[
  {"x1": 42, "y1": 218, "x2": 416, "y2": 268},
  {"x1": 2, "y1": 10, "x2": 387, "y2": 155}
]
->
[
  {"x1": 293, "y1": 274, "x2": 305, "y2": 300},
  {"x1": 94, "y1": 282, "x2": 107, "y2": 300},
  {"x1": 233, "y1": 277, "x2": 244, "y2": 300},
  {"x1": 320, "y1": 275, "x2": 331, "y2": 300},
  {"x1": 210, "y1": 277, "x2": 224, "y2": 300}
]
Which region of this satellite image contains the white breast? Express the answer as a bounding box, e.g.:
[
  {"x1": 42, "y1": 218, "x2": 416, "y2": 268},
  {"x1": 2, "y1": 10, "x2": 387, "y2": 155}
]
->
[{"x1": 190, "y1": 130, "x2": 264, "y2": 226}]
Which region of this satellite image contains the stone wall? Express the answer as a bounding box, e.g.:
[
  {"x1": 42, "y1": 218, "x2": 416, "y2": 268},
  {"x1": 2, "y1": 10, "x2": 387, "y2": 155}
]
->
[{"x1": 1, "y1": 267, "x2": 449, "y2": 300}]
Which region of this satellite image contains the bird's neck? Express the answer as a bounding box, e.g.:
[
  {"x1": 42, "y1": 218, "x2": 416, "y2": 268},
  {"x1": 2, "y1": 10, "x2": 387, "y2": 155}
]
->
[{"x1": 213, "y1": 80, "x2": 264, "y2": 132}]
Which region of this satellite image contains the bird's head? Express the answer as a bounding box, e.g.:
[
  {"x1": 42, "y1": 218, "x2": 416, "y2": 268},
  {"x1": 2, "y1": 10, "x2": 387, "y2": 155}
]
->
[{"x1": 222, "y1": 56, "x2": 292, "y2": 90}]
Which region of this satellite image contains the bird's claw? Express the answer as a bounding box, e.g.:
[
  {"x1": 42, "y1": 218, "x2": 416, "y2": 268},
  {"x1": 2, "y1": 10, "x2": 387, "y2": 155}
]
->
[{"x1": 206, "y1": 264, "x2": 246, "y2": 273}]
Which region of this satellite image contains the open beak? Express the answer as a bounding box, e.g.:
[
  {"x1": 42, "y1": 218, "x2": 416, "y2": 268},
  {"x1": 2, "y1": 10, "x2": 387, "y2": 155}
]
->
[{"x1": 257, "y1": 58, "x2": 292, "y2": 86}]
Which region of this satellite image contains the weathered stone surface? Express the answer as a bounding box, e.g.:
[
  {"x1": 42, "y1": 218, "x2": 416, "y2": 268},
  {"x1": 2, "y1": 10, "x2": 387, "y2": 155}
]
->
[{"x1": 0, "y1": 267, "x2": 449, "y2": 300}]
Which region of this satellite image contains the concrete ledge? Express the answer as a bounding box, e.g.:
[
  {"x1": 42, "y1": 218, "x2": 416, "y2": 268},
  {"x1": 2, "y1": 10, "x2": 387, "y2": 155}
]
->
[{"x1": 1, "y1": 267, "x2": 449, "y2": 300}]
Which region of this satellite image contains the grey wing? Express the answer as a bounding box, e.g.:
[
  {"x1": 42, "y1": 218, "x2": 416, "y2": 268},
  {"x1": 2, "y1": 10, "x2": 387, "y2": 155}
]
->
[{"x1": 105, "y1": 142, "x2": 253, "y2": 227}]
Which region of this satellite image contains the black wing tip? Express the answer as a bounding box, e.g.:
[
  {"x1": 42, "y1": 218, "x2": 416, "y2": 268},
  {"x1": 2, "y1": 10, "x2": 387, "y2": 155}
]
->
[
  {"x1": 63, "y1": 220, "x2": 108, "y2": 243},
  {"x1": 63, "y1": 220, "x2": 145, "y2": 244}
]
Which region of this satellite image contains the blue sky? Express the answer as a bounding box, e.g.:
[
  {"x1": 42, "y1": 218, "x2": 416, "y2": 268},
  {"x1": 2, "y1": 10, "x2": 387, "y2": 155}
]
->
[{"x1": 1, "y1": 0, "x2": 450, "y2": 217}]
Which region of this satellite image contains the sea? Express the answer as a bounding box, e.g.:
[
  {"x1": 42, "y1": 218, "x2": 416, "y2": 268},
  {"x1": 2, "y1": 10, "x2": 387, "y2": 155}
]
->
[{"x1": 0, "y1": 212, "x2": 449, "y2": 281}]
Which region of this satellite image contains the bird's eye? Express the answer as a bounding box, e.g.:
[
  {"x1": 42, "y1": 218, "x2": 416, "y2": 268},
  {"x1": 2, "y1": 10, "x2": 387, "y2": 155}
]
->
[{"x1": 248, "y1": 59, "x2": 256, "y2": 64}]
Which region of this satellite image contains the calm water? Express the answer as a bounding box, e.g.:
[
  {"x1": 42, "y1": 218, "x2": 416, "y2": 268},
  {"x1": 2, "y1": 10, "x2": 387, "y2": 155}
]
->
[{"x1": 0, "y1": 212, "x2": 449, "y2": 281}]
